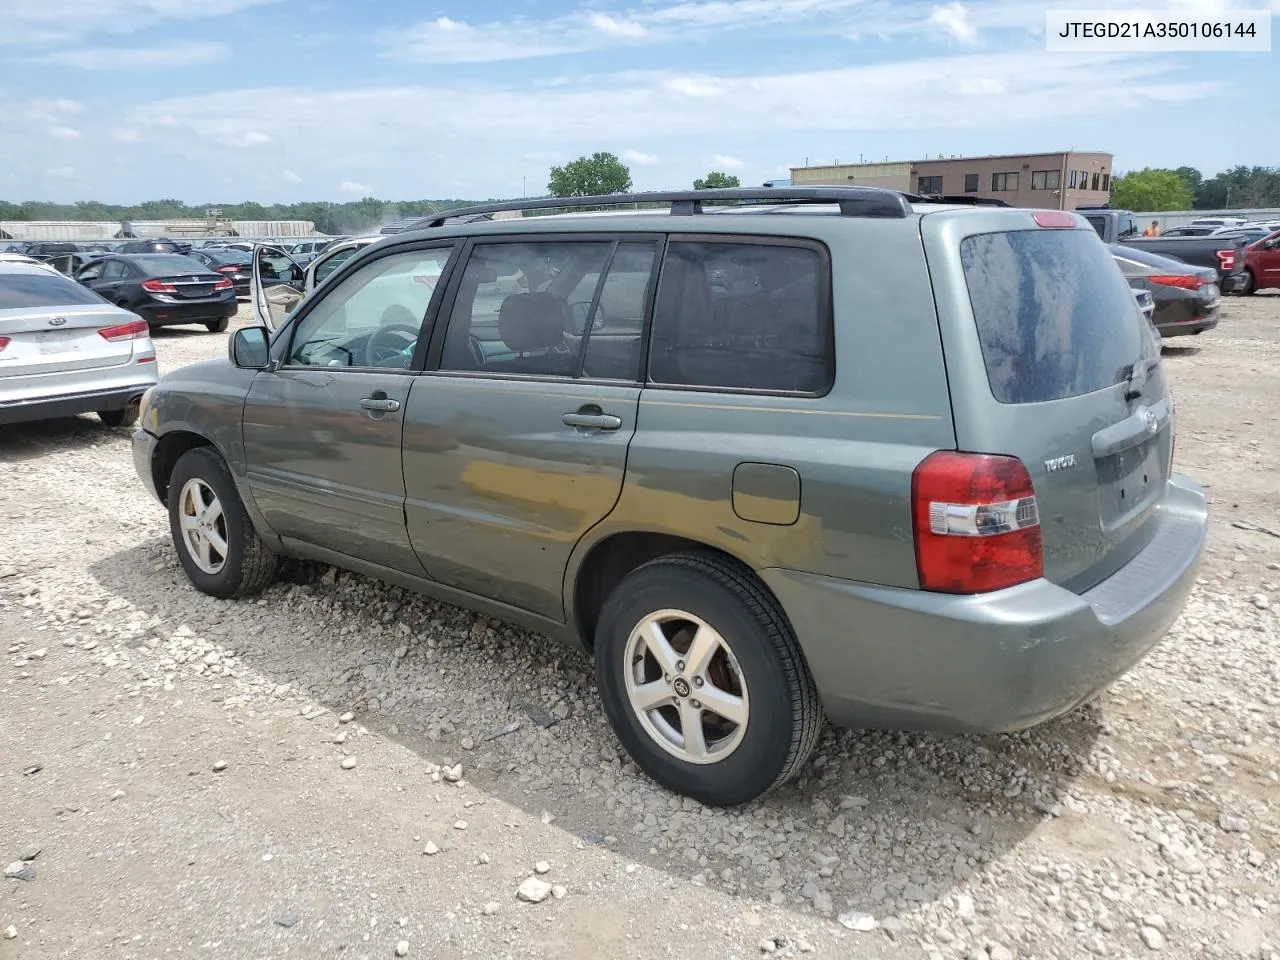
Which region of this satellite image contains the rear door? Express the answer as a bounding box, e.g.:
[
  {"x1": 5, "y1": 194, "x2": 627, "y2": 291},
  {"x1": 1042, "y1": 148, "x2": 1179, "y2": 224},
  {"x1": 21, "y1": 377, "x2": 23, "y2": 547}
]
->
[
  {"x1": 924, "y1": 211, "x2": 1171, "y2": 591},
  {"x1": 402, "y1": 235, "x2": 656, "y2": 620}
]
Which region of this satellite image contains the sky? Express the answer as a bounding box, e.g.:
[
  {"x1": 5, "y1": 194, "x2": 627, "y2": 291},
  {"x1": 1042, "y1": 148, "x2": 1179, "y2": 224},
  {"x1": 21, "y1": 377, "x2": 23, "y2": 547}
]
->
[{"x1": 1, "y1": 0, "x2": 1276, "y2": 204}]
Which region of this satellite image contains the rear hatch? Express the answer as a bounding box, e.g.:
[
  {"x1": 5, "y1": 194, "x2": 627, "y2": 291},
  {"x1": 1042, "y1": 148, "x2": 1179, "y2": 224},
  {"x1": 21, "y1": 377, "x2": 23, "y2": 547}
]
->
[{"x1": 922, "y1": 209, "x2": 1172, "y2": 591}]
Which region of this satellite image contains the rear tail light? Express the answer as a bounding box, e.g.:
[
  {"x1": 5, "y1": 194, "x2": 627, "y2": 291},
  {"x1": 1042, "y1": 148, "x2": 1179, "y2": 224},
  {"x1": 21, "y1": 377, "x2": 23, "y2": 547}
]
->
[
  {"x1": 212, "y1": 278, "x2": 233, "y2": 290},
  {"x1": 215, "y1": 265, "x2": 238, "y2": 274},
  {"x1": 911, "y1": 451, "x2": 1043, "y2": 593},
  {"x1": 99, "y1": 319, "x2": 150, "y2": 341},
  {"x1": 1149, "y1": 274, "x2": 1207, "y2": 291},
  {"x1": 141, "y1": 279, "x2": 177, "y2": 293},
  {"x1": 1216, "y1": 250, "x2": 1235, "y2": 271},
  {"x1": 0, "y1": 336, "x2": 9, "y2": 352}
]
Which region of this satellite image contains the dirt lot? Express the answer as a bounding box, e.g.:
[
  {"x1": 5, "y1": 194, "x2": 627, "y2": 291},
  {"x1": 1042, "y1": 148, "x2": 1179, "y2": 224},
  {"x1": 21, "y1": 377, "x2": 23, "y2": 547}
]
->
[{"x1": 3, "y1": 295, "x2": 1279, "y2": 960}]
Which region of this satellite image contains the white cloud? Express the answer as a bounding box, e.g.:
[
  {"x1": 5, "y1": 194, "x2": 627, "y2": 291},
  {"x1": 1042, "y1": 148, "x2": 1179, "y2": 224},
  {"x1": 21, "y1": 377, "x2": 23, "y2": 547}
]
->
[
  {"x1": 588, "y1": 12, "x2": 648, "y2": 38},
  {"x1": 2, "y1": 1, "x2": 282, "y2": 46},
  {"x1": 113, "y1": 128, "x2": 141, "y2": 142},
  {"x1": 623, "y1": 149, "x2": 661, "y2": 166},
  {"x1": 220, "y1": 130, "x2": 272, "y2": 148},
  {"x1": 713, "y1": 154, "x2": 745, "y2": 170},
  {"x1": 340, "y1": 180, "x2": 371, "y2": 194},
  {"x1": 49, "y1": 126, "x2": 81, "y2": 140},
  {"x1": 663, "y1": 75, "x2": 728, "y2": 99},
  {"x1": 929, "y1": 2, "x2": 979, "y2": 43},
  {"x1": 282, "y1": 170, "x2": 303, "y2": 183},
  {"x1": 46, "y1": 42, "x2": 229, "y2": 69},
  {"x1": 49, "y1": 166, "x2": 75, "y2": 177}
]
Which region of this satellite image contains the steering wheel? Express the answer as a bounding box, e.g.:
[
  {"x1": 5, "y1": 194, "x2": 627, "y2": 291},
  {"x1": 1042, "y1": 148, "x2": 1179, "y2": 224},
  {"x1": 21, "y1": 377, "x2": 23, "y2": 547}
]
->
[{"x1": 365, "y1": 323, "x2": 420, "y2": 367}]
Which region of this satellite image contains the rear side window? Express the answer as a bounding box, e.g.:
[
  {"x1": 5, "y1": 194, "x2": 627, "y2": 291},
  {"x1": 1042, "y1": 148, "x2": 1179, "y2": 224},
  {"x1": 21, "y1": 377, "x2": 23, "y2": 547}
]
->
[
  {"x1": 0, "y1": 271, "x2": 106, "y2": 308},
  {"x1": 648, "y1": 240, "x2": 831, "y2": 394},
  {"x1": 961, "y1": 229, "x2": 1145, "y2": 404}
]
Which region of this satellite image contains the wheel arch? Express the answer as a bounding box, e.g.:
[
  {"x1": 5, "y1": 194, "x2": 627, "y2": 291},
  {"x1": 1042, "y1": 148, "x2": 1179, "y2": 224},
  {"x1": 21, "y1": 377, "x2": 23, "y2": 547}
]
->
[
  {"x1": 567, "y1": 529, "x2": 769, "y2": 652},
  {"x1": 151, "y1": 429, "x2": 217, "y2": 504}
]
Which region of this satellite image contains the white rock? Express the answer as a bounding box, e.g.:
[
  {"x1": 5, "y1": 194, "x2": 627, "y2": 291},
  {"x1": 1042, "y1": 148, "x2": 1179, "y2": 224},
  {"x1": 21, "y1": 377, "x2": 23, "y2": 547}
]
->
[
  {"x1": 759, "y1": 938, "x2": 778, "y2": 954},
  {"x1": 340, "y1": 757, "x2": 357, "y2": 770},
  {"x1": 2, "y1": 925, "x2": 15, "y2": 940},
  {"x1": 453, "y1": 819, "x2": 468, "y2": 830},
  {"x1": 443, "y1": 764, "x2": 463, "y2": 783},
  {"x1": 28, "y1": 648, "x2": 47, "y2": 661},
  {"x1": 1247, "y1": 849, "x2": 1266, "y2": 867},
  {"x1": 1143, "y1": 914, "x2": 1167, "y2": 932},
  {"x1": 394, "y1": 940, "x2": 410, "y2": 957},
  {"x1": 534, "y1": 861, "x2": 551, "y2": 874},
  {"x1": 517, "y1": 877, "x2": 553, "y2": 903},
  {"x1": 422, "y1": 841, "x2": 439, "y2": 856},
  {"x1": 1252, "y1": 594, "x2": 1270, "y2": 610},
  {"x1": 1219, "y1": 813, "x2": 1249, "y2": 834},
  {"x1": 1141, "y1": 926, "x2": 1166, "y2": 951},
  {"x1": 837, "y1": 910, "x2": 877, "y2": 932},
  {"x1": 339, "y1": 711, "x2": 355, "y2": 724},
  {"x1": 482, "y1": 901, "x2": 500, "y2": 916},
  {"x1": 988, "y1": 944, "x2": 1014, "y2": 960},
  {"x1": 551, "y1": 884, "x2": 567, "y2": 900},
  {"x1": 955, "y1": 893, "x2": 976, "y2": 920},
  {"x1": 212, "y1": 760, "x2": 228, "y2": 772}
]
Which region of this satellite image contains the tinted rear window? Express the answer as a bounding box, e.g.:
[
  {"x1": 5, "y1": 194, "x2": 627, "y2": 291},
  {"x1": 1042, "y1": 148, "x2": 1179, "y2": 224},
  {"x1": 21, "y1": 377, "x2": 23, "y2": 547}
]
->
[
  {"x1": 0, "y1": 271, "x2": 106, "y2": 309},
  {"x1": 134, "y1": 255, "x2": 208, "y2": 276},
  {"x1": 961, "y1": 229, "x2": 1144, "y2": 404}
]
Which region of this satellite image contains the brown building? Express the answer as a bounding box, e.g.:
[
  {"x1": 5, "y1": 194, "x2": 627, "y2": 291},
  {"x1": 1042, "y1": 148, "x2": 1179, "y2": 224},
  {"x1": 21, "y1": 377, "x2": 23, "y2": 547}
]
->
[{"x1": 791, "y1": 151, "x2": 1114, "y2": 209}]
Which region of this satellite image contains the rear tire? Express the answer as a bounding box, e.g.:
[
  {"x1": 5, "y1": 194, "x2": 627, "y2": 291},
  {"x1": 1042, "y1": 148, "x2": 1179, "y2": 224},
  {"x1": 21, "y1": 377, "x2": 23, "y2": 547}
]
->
[
  {"x1": 594, "y1": 551, "x2": 823, "y2": 807},
  {"x1": 205, "y1": 317, "x2": 230, "y2": 333},
  {"x1": 167, "y1": 447, "x2": 277, "y2": 599},
  {"x1": 97, "y1": 403, "x2": 139, "y2": 428},
  {"x1": 1239, "y1": 269, "x2": 1256, "y2": 296}
]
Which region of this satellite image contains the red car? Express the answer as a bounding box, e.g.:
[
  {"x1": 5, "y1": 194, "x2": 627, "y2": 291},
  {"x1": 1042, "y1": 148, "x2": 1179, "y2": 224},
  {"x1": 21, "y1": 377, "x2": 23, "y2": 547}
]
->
[{"x1": 1241, "y1": 230, "x2": 1280, "y2": 294}]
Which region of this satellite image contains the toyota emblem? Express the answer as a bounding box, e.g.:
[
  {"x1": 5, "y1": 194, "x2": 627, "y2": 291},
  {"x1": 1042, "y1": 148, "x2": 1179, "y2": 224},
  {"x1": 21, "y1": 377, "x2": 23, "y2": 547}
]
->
[
  {"x1": 1141, "y1": 409, "x2": 1159, "y2": 434},
  {"x1": 49, "y1": 316, "x2": 66, "y2": 326}
]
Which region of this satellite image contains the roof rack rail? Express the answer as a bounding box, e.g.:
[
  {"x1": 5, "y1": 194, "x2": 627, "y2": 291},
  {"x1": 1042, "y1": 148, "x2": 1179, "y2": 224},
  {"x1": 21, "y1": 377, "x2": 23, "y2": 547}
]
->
[
  {"x1": 406, "y1": 186, "x2": 913, "y2": 230},
  {"x1": 903, "y1": 193, "x2": 1012, "y2": 207}
]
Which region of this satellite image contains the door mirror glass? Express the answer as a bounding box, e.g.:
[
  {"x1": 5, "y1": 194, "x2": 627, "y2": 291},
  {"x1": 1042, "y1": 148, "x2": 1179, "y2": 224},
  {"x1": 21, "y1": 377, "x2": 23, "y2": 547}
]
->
[{"x1": 230, "y1": 326, "x2": 270, "y2": 369}]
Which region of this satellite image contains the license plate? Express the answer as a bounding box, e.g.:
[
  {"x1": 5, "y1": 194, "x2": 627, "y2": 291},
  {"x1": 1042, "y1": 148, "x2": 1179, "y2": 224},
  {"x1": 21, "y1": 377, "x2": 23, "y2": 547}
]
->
[{"x1": 36, "y1": 332, "x2": 78, "y2": 355}]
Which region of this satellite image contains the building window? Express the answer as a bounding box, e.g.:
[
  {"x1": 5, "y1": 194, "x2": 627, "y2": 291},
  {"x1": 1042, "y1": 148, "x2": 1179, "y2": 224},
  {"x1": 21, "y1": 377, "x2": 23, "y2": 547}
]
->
[
  {"x1": 964, "y1": 173, "x2": 978, "y2": 192},
  {"x1": 1091, "y1": 172, "x2": 1100, "y2": 191},
  {"x1": 1069, "y1": 170, "x2": 1078, "y2": 189},
  {"x1": 1101, "y1": 173, "x2": 1110, "y2": 191},
  {"x1": 991, "y1": 172, "x2": 1019, "y2": 192},
  {"x1": 917, "y1": 175, "x2": 943, "y2": 194},
  {"x1": 1031, "y1": 170, "x2": 1061, "y2": 190}
]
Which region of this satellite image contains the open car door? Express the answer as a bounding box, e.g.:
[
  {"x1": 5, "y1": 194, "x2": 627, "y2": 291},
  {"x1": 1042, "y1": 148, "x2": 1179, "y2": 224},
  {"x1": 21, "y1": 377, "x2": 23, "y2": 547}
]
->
[{"x1": 251, "y1": 244, "x2": 306, "y2": 333}]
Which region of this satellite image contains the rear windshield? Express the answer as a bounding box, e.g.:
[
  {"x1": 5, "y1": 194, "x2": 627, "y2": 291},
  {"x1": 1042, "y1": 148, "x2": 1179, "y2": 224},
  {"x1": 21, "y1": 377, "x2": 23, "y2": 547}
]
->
[
  {"x1": 961, "y1": 229, "x2": 1146, "y2": 404},
  {"x1": 0, "y1": 271, "x2": 106, "y2": 309},
  {"x1": 134, "y1": 255, "x2": 208, "y2": 276}
]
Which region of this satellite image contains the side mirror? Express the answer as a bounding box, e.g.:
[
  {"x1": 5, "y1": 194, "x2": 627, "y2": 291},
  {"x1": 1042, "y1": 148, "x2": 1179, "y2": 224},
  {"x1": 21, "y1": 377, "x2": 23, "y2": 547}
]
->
[{"x1": 230, "y1": 326, "x2": 270, "y2": 369}]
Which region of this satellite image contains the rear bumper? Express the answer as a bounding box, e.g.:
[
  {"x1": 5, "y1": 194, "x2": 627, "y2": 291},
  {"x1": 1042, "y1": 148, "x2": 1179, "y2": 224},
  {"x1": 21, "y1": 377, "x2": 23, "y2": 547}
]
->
[
  {"x1": 1157, "y1": 313, "x2": 1219, "y2": 338},
  {"x1": 137, "y1": 298, "x2": 238, "y2": 327},
  {"x1": 1222, "y1": 272, "x2": 1249, "y2": 294},
  {"x1": 0, "y1": 382, "x2": 156, "y2": 425},
  {"x1": 132, "y1": 427, "x2": 161, "y2": 503},
  {"x1": 763, "y1": 474, "x2": 1207, "y2": 733}
]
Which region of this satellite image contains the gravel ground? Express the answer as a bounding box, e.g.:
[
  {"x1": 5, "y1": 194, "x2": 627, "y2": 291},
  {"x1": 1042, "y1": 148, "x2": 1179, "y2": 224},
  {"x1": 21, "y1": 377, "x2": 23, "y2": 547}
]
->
[{"x1": 3, "y1": 296, "x2": 1279, "y2": 960}]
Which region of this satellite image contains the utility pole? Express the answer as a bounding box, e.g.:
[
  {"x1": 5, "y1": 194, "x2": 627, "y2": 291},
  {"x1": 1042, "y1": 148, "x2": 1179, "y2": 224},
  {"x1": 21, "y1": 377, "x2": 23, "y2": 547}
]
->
[{"x1": 522, "y1": 176, "x2": 527, "y2": 198}]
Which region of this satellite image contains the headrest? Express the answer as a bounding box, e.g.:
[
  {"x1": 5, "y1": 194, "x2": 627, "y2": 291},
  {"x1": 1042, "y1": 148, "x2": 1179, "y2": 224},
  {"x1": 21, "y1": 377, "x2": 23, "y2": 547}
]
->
[{"x1": 498, "y1": 293, "x2": 567, "y2": 354}]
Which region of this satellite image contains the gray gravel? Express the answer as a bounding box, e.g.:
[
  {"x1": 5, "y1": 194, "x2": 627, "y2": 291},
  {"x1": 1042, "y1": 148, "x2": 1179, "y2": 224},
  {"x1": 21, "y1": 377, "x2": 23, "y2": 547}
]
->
[{"x1": 3, "y1": 299, "x2": 1280, "y2": 958}]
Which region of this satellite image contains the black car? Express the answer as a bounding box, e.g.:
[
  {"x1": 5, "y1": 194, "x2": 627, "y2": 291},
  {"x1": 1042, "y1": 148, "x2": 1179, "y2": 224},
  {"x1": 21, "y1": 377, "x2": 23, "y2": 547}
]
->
[
  {"x1": 73, "y1": 254, "x2": 238, "y2": 332},
  {"x1": 184, "y1": 247, "x2": 252, "y2": 297},
  {"x1": 118, "y1": 238, "x2": 192, "y2": 254},
  {"x1": 38, "y1": 251, "x2": 107, "y2": 276},
  {"x1": 24, "y1": 241, "x2": 83, "y2": 257},
  {"x1": 1109, "y1": 244, "x2": 1221, "y2": 338}
]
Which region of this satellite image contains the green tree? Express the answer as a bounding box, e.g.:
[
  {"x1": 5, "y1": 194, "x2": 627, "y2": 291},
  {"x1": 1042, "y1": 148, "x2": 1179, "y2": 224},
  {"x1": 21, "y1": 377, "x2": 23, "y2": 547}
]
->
[
  {"x1": 1110, "y1": 169, "x2": 1194, "y2": 212},
  {"x1": 547, "y1": 152, "x2": 632, "y2": 198},
  {"x1": 693, "y1": 170, "x2": 741, "y2": 190}
]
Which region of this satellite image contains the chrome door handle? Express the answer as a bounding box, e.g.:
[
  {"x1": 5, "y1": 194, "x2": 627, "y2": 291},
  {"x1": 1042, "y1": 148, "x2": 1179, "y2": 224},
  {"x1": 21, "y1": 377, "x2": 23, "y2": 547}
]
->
[
  {"x1": 562, "y1": 412, "x2": 622, "y2": 430},
  {"x1": 360, "y1": 397, "x2": 400, "y2": 412}
]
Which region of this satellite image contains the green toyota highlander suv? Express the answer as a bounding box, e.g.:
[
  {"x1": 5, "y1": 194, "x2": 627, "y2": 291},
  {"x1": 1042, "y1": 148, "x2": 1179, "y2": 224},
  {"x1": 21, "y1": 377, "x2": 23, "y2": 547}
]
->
[{"x1": 132, "y1": 188, "x2": 1206, "y2": 806}]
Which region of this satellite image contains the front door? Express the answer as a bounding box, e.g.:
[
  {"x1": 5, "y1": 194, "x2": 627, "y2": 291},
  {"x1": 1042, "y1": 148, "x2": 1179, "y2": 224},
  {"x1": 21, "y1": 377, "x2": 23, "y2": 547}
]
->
[
  {"x1": 251, "y1": 245, "x2": 307, "y2": 332},
  {"x1": 403, "y1": 237, "x2": 659, "y2": 619},
  {"x1": 242, "y1": 243, "x2": 456, "y2": 572},
  {"x1": 1256, "y1": 236, "x2": 1280, "y2": 288}
]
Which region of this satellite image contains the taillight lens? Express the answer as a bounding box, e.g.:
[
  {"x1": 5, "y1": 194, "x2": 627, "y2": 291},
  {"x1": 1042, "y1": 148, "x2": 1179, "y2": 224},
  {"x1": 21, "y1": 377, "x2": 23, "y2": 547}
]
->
[
  {"x1": 215, "y1": 265, "x2": 238, "y2": 274},
  {"x1": 0, "y1": 336, "x2": 9, "y2": 352},
  {"x1": 1216, "y1": 250, "x2": 1235, "y2": 271},
  {"x1": 1149, "y1": 274, "x2": 1206, "y2": 290},
  {"x1": 212, "y1": 278, "x2": 233, "y2": 290},
  {"x1": 911, "y1": 451, "x2": 1043, "y2": 593},
  {"x1": 1032, "y1": 211, "x2": 1076, "y2": 228},
  {"x1": 99, "y1": 319, "x2": 150, "y2": 341},
  {"x1": 141, "y1": 278, "x2": 177, "y2": 293}
]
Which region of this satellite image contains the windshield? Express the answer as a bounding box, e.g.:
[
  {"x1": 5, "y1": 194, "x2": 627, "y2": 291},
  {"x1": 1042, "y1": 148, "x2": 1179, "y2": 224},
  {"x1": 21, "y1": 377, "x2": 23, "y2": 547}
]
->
[
  {"x1": 961, "y1": 228, "x2": 1155, "y2": 404},
  {"x1": 134, "y1": 255, "x2": 209, "y2": 276},
  {"x1": 0, "y1": 271, "x2": 107, "y2": 309}
]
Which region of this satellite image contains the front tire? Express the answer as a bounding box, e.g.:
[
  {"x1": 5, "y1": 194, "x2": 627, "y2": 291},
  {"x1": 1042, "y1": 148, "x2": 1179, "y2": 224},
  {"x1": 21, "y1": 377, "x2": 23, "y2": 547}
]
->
[
  {"x1": 205, "y1": 317, "x2": 230, "y2": 333},
  {"x1": 594, "y1": 552, "x2": 823, "y2": 807},
  {"x1": 167, "y1": 447, "x2": 277, "y2": 599},
  {"x1": 97, "y1": 403, "x2": 139, "y2": 427}
]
